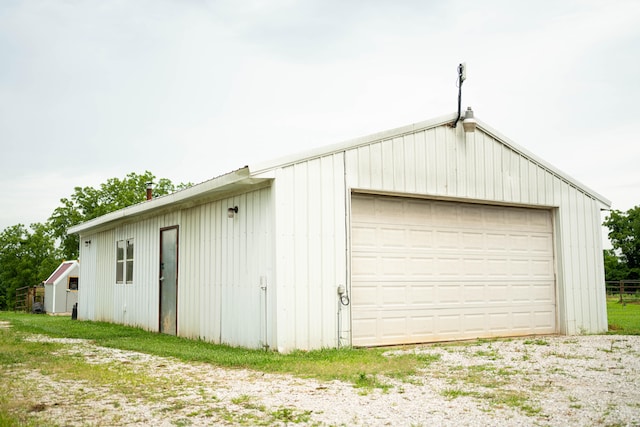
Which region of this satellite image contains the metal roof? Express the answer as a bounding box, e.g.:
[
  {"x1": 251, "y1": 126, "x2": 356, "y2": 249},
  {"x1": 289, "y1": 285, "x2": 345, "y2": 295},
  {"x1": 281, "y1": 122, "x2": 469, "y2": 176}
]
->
[
  {"x1": 68, "y1": 112, "x2": 610, "y2": 236},
  {"x1": 44, "y1": 261, "x2": 78, "y2": 285}
]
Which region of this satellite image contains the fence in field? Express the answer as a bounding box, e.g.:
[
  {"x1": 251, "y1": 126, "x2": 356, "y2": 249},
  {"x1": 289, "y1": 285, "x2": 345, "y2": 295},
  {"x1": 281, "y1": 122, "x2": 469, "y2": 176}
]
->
[
  {"x1": 14, "y1": 285, "x2": 45, "y2": 313},
  {"x1": 605, "y1": 280, "x2": 640, "y2": 303}
]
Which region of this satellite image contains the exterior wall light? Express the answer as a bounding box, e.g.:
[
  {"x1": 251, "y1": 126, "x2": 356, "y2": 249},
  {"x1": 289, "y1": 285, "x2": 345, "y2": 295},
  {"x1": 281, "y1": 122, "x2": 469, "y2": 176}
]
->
[
  {"x1": 84, "y1": 240, "x2": 92, "y2": 247},
  {"x1": 462, "y1": 107, "x2": 477, "y2": 133},
  {"x1": 227, "y1": 206, "x2": 238, "y2": 218}
]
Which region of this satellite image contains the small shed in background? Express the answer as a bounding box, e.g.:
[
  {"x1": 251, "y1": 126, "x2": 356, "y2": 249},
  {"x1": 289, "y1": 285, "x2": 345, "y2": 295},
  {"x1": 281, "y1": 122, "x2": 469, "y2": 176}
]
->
[{"x1": 44, "y1": 260, "x2": 79, "y2": 314}]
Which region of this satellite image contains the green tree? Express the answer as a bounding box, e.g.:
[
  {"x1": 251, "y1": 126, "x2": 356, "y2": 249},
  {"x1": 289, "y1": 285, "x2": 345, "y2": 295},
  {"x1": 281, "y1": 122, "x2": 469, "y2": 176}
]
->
[
  {"x1": 603, "y1": 249, "x2": 630, "y2": 281},
  {"x1": 0, "y1": 223, "x2": 60, "y2": 310},
  {"x1": 48, "y1": 171, "x2": 191, "y2": 260},
  {"x1": 603, "y1": 206, "x2": 640, "y2": 280}
]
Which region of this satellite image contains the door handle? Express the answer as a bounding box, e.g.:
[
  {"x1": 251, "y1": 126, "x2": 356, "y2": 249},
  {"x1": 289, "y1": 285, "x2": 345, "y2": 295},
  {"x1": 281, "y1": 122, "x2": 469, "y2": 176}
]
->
[{"x1": 159, "y1": 276, "x2": 165, "y2": 281}]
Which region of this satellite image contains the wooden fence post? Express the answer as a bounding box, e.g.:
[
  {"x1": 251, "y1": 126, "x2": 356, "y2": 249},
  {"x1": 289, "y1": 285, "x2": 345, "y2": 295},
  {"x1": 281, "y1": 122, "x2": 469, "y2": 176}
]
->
[{"x1": 619, "y1": 280, "x2": 624, "y2": 303}]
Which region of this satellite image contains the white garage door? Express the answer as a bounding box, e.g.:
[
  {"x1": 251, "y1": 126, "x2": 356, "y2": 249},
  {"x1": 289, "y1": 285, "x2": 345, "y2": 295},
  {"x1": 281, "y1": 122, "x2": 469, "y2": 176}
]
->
[{"x1": 351, "y1": 194, "x2": 556, "y2": 347}]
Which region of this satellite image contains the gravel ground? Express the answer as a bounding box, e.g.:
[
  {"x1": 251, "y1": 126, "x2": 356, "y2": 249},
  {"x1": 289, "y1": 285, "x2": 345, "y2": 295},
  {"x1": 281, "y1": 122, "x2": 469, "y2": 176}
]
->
[{"x1": 5, "y1": 331, "x2": 640, "y2": 426}]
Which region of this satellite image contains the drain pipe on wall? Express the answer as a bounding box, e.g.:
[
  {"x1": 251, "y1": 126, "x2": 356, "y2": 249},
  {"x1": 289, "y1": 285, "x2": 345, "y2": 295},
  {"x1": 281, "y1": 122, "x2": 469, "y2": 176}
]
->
[{"x1": 261, "y1": 276, "x2": 269, "y2": 351}]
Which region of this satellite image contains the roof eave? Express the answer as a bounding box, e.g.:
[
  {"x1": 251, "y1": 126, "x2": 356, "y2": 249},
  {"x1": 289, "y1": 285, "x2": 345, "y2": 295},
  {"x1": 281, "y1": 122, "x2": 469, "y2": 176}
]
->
[
  {"x1": 475, "y1": 119, "x2": 612, "y2": 208},
  {"x1": 68, "y1": 167, "x2": 267, "y2": 235},
  {"x1": 250, "y1": 113, "x2": 458, "y2": 174}
]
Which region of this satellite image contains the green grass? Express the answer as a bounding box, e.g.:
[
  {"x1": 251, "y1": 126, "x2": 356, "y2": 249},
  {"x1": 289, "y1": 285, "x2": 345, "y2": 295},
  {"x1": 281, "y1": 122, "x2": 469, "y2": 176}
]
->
[
  {"x1": 0, "y1": 312, "x2": 427, "y2": 385},
  {"x1": 607, "y1": 298, "x2": 640, "y2": 335},
  {"x1": 0, "y1": 313, "x2": 429, "y2": 425},
  {"x1": 1, "y1": 304, "x2": 636, "y2": 425}
]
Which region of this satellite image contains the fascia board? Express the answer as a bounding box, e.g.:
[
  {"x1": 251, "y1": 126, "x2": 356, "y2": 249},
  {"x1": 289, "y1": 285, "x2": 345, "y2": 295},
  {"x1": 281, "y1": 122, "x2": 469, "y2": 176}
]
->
[{"x1": 68, "y1": 167, "x2": 252, "y2": 235}]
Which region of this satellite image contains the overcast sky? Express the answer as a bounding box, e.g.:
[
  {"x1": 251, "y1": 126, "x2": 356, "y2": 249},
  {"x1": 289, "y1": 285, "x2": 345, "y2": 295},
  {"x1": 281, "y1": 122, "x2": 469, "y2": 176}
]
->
[{"x1": 1, "y1": 0, "x2": 639, "y2": 232}]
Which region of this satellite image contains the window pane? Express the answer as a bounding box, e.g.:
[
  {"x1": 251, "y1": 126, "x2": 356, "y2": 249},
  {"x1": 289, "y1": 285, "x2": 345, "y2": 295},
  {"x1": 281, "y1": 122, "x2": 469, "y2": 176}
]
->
[
  {"x1": 126, "y1": 240, "x2": 134, "y2": 260},
  {"x1": 126, "y1": 261, "x2": 133, "y2": 283},
  {"x1": 116, "y1": 262, "x2": 124, "y2": 284},
  {"x1": 116, "y1": 241, "x2": 125, "y2": 261}
]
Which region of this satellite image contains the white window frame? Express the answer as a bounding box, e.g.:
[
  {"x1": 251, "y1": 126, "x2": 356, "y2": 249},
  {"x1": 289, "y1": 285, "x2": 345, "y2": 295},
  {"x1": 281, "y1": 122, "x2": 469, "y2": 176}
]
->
[{"x1": 116, "y1": 239, "x2": 134, "y2": 284}]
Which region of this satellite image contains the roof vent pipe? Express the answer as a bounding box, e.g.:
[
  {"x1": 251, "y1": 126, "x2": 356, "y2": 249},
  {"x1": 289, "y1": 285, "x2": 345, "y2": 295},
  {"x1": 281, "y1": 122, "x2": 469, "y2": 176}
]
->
[{"x1": 146, "y1": 182, "x2": 153, "y2": 201}]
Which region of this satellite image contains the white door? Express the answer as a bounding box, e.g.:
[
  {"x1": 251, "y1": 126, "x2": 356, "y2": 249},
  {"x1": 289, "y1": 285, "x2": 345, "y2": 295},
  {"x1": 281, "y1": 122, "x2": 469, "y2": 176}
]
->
[{"x1": 351, "y1": 194, "x2": 556, "y2": 347}]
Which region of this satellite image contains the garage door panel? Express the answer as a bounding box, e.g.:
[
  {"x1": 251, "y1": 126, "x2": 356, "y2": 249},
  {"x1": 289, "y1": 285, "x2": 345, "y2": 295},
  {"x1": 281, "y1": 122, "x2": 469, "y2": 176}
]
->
[
  {"x1": 409, "y1": 229, "x2": 435, "y2": 248},
  {"x1": 462, "y1": 232, "x2": 484, "y2": 249},
  {"x1": 351, "y1": 255, "x2": 379, "y2": 278},
  {"x1": 353, "y1": 279, "x2": 555, "y2": 306},
  {"x1": 380, "y1": 227, "x2": 406, "y2": 247},
  {"x1": 530, "y1": 234, "x2": 553, "y2": 253},
  {"x1": 351, "y1": 225, "x2": 377, "y2": 247},
  {"x1": 381, "y1": 255, "x2": 408, "y2": 276},
  {"x1": 531, "y1": 259, "x2": 554, "y2": 277},
  {"x1": 351, "y1": 194, "x2": 556, "y2": 346},
  {"x1": 353, "y1": 305, "x2": 554, "y2": 346},
  {"x1": 350, "y1": 284, "x2": 378, "y2": 306}
]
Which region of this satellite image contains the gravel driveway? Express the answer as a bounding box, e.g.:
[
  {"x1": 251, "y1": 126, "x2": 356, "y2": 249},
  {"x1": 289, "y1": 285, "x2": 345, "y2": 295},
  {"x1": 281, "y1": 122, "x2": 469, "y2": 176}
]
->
[{"x1": 7, "y1": 333, "x2": 640, "y2": 426}]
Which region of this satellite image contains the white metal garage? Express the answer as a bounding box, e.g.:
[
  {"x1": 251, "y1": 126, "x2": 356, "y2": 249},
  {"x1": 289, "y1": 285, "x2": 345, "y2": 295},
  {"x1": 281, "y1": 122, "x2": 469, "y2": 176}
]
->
[
  {"x1": 71, "y1": 112, "x2": 609, "y2": 352},
  {"x1": 351, "y1": 193, "x2": 556, "y2": 346}
]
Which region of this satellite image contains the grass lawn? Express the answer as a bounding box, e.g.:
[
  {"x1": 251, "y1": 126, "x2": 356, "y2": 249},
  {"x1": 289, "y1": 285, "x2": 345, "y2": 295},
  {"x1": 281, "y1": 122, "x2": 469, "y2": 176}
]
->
[
  {"x1": 0, "y1": 299, "x2": 636, "y2": 385},
  {"x1": 0, "y1": 304, "x2": 638, "y2": 426},
  {"x1": 607, "y1": 297, "x2": 640, "y2": 335},
  {"x1": 0, "y1": 311, "x2": 428, "y2": 386}
]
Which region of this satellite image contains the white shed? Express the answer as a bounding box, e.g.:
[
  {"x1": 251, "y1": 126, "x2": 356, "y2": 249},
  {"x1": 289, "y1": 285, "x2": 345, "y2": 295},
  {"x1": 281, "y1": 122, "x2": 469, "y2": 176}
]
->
[
  {"x1": 43, "y1": 260, "x2": 79, "y2": 314},
  {"x1": 69, "y1": 112, "x2": 610, "y2": 352}
]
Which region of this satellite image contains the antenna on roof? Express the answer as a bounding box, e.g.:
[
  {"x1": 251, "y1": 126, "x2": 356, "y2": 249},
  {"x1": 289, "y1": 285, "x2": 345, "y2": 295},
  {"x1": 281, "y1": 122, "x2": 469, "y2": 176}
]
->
[{"x1": 451, "y1": 62, "x2": 466, "y2": 127}]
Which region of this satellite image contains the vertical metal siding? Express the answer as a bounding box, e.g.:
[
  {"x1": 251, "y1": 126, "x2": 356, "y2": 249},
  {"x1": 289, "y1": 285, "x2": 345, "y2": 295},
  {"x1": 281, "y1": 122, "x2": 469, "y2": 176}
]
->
[
  {"x1": 273, "y1": 153, "x2": 346, "y2": 352},
  {"x1": 178, "y1": 187, "x2": 272, "y2": 349},
  {"x1": 77, "y1": 233, "x2": 96, "y2": 320},
  {"x1": 81, "y1": 213, "x2": 180, "y2": 331},
  {"x1": 95, "y1": 229, "x2": 115, "y2": 322},
  {"x1": 343, "y1": 124, "x2": 606, "y2": 338}
]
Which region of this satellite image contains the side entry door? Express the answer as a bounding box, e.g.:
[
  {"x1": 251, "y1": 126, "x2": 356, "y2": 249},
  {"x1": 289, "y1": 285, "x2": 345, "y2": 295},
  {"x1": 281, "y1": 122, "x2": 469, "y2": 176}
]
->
[{"x1": 159, "y1": 226, "x2": 178, "y2": 335}]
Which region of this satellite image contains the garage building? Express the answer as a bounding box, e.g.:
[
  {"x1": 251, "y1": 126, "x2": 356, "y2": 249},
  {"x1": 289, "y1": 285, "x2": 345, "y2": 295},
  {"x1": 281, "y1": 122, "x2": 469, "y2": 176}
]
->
[{"x1": 69, "y1": 112, "x2": 610, "y2": 352}]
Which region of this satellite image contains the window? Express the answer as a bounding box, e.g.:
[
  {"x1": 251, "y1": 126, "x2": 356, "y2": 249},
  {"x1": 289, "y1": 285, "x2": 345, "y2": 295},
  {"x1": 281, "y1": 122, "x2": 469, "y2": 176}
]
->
[
  {"x1": 68, "y1": 277, "x2": 79, "y2": 291},
  {"x1": 116, "y1": 239, "x2": 134, "y2": 284}
]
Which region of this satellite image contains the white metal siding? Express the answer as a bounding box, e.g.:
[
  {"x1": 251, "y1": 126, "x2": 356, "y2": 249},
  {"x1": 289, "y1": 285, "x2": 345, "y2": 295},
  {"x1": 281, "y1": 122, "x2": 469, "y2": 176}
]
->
[
  {"x1": 111, "y1": 214, "x2": 180, "y2": 331},
  {"x1": 94, "y1": 229, "x2": 115, "y2": 322},
  {"x1": 77, "y1": 188, "x2": 273, "y2": 349},
  {"x1": 180, "y1": 187, "x2": 273, "y2": 349},
  {"x1": 77, "y1": 233, "x2": 97, "y2": 320},
  {"x1": 273, "y1": 153, "x2": 347, "y2": 352},
  {"x1": 351, "y1": 194, "x2": 556, "y2": 346},
  {"x1": 81, "y1": 213, "x2": 180, "y2": 330}
]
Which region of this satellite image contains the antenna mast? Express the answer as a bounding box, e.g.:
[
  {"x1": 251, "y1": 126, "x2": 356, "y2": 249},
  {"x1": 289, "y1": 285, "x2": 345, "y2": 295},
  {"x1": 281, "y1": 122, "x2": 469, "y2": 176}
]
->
[{"x1": 452, "y1": 63, "x2": 466, "y2": 127}]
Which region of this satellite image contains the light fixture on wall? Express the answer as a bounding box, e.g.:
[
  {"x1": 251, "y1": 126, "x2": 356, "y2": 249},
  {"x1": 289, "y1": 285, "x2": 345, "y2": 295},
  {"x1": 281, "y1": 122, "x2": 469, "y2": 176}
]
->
[
  {"x1": 462, "y1": 107, "x2": 477, "y2": 133},
  {"x1": 227, "y1": 206, "x2": 238, "y2": 218},
  {"x1": 84, "y1": 240, "x2": 92, "y2": 247}
]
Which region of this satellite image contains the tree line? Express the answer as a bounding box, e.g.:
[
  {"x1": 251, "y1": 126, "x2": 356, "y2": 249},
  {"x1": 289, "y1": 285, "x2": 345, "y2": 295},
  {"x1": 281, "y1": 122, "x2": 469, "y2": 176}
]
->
[
  {"x1": 0, "y1": 171, "x2": 190, "y2": 310},
  {"x1": 603, "y1": 206, "x2": 640, "y2": 281}
]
